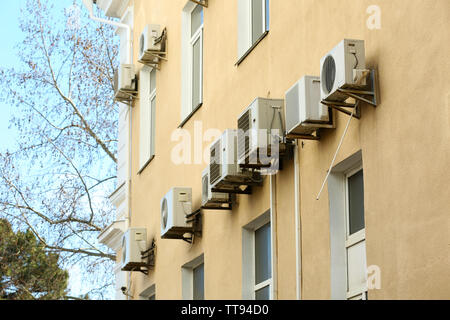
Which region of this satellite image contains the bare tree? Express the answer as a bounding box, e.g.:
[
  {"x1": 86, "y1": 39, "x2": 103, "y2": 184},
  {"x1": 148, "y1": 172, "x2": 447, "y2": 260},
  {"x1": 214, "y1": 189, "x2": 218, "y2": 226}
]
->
[{"x1": 0, "y1": 0, "x2": 119, "y2": 298}]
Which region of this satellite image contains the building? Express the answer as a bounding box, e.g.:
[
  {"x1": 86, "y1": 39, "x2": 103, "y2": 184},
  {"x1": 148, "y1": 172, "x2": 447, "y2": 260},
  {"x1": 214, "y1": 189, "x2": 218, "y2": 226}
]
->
[{"x1": 91, "y1": 0, "x2": 450, "y2": 300}]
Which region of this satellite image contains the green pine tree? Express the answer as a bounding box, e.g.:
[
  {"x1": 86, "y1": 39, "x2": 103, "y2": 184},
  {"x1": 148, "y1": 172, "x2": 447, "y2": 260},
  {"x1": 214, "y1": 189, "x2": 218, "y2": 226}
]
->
[{"x1": 0, "y1": 219, "x2": 69, "y2": 300}]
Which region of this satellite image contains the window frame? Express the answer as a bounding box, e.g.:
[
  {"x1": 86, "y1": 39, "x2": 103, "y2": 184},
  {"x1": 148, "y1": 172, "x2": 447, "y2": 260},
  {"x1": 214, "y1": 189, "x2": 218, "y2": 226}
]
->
[
  {"x1": 180, "y1": 2, "x2": 204, "y2": 127},
  {"x1": 344, "y1": 165, "x2": 367, "y2": 300},
  {"x1": 182, "y1": 254, "x2": 205, "y2": 300},
  {"x1": 242, "y1": 210, "x2": 272, "y2": 300},
  {"x1": 138, "y1": 67, "x2": 157, "y2": 174},
  {"x1": 236, "y1": 0, "x2": 270, "y2": 65},
  {"x1": 190, "y1": 14, "x2": 203, "y2": 112},
  {"x1": 139, "y1": 284, "x2": 156, "y2": 300}
]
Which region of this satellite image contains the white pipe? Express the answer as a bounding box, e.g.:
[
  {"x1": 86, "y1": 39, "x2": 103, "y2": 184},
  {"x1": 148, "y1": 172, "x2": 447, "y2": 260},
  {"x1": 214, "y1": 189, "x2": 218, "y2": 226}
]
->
[
  {"x1": 294, "y1": 142, "x2": 302, "y2": 299},
  {"x1": 316, "y1": 108, "x2": 355, "y2": 200},
  {"x1": 87, "y1": 10, "x2": 132, "y2": 64},
  {"x1": 269, "y1": 174, "x2": 278, "y2": 300}
]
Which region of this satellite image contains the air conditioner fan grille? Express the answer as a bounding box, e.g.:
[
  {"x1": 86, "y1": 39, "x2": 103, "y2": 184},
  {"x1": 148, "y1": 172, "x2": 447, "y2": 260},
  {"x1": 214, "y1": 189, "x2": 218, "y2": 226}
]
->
[
  {"x1": 210, "y1": 140, "x2": 222, "y2": 185},
  {"x1": 323, "y1": 55, "x2": 336, "y2": 94}
]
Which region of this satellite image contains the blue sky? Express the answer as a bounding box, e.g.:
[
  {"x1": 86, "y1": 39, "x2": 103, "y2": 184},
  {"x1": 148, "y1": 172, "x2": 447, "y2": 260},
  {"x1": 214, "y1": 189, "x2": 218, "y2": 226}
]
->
[
  {"x1": 0, "y1": 0, "x2": 76, "y2": 152},
  {"x1": 0, "y1": 0, "x2": 24, "y2": 152}
]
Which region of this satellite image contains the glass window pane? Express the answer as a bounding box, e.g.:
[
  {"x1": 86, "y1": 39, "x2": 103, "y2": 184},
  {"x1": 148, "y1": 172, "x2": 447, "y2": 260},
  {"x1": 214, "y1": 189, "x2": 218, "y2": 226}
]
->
[
  {"x1": 193, "y1": 263, "x2": 204, "y2": 300},
  {"x1": 150, "y1": 97, "x2": 156, "y2": 156},
  {"x1": 255, "y1": 223, "x2": 271, "y2": 284},
  {"x1": 192, "y1": 37, "x2": 202, "y2": 109},
  {"x1": 150, "y1": 68, "x2": 156, "y2": 93},
  {"x1": 265, "y1": 0, "x2": 269, "y2": 31},
  {"x1": 255, "y1": 285, "x2": 270, "y2": 300},
  {"x1": 348, "y1": 169, "x2": 365, "y2": 235},
  {"x1": 191, "y1": 5, "x2": 203, "y2": 37},
  {"x1": 251, "y1": 0, "x2": 264, "y2": 43}
]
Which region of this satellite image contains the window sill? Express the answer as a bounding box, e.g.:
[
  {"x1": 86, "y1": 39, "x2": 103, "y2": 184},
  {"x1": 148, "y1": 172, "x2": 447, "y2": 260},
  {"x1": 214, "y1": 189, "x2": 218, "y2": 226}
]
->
[
  {"x1": 178, "y1": 103, "x2": 203, "y2": 128},
  {"x1": 235, "y1": 31, "x2": 269, "y2": 66},
  {"x1": 137, "y1": 155, "x2": 155, "y2": 175}
]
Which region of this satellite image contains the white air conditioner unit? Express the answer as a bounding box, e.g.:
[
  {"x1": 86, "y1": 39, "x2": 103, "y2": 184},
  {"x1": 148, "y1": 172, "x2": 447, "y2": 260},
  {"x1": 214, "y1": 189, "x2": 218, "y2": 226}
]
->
[
  {"x1": 237, "y1": 98, "x2": 285, "y2": 165},
  {"x1": 139, "y1": 24, "x2": 164, "y2": 62},
  {"x1": 114, "y1": 64, "x2": 137, "y2": 102},
  {"x1": 121, "y1": 227, "x2": 147, "y2": 271},
  {"x1": 160, "y1": 187, "x2": 192, "y2": 239},
  {"x1": 209, "y1": 129, "x2": 260, "y2": 190},
  {"x1": 285, "y1": 75, "x2": 331, "y2": 135},
  {"x1": 201, "y1": 167, "x2": 229, "y2": 208},
  {"x1": 320, "y1": 39, "x2": 366, "y2": 102}
]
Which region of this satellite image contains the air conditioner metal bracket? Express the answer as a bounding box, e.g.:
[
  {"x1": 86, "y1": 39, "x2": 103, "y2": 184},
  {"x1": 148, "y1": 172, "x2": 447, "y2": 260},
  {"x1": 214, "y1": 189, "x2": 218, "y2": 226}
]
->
[
  {"x1": 239, "y1": 141, "x2": 292, "y2": 171},
  {"x1": 285, "y1": 109, "x2": 336, "y2": 141},
  {"x1": 181, "y1": 209, "x2": 202, "y2": 244},
  {"x1": 114, "y1": 89, "x2": 138, "y2": 104},
  {"x1": 321, "y1": 69, "x2": 379, "y2": 120},
  {"x1": 190, "y1": 0, "x2": 208, "y2": 7}
]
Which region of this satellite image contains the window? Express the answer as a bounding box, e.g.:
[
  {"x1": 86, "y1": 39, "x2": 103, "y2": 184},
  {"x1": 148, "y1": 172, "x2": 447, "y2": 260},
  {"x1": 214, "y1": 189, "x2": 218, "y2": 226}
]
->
[
  {"x1": 182, "y1": 254, "x2": 205, "y2": 300},
  {"x1": 237, "y1": 0, "x2": 270, "y2": 63},
  {"x1": 139, "y1": 284, "x2": 156, "y2": 300},
  {"x1": 193, "y1": 263, "x2": 205, "y2": 300},
  {"x1": 328, "y1": 151, "x2": 368, "y2": 300},
  {"x1": 242, "y1": 210, "x2": 272, "y2": 300},
  {"x1": 181, "y1": 2, "x2": 203, "y2": 124},
  {"x1": 139, "y1": 66, "x2": 156, "y2": 171},
  {"x1": 254, "y1": 223, "x2": 272, "y2": 300},
  {"x1": 345, "y1": 167, "x2": 367, "y2": 300}
]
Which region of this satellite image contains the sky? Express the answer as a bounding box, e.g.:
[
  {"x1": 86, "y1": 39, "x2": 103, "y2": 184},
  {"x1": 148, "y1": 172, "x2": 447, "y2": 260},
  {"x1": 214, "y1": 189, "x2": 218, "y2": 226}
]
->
[
  {"x1": 0, "y1": 0, "x2": 76, "y2": 152},
  {"x1": 0, "y1": 0, "x2": 24, "y2": 152}
]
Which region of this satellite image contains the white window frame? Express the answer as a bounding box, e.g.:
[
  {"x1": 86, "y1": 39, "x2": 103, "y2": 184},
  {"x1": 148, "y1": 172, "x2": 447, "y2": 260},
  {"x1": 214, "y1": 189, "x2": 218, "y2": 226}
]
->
[
  {"x1": 344, "y1": 165, "x2": 367, "y2": 300},
  {"x1": 182, "y1": 254, "x2": 205, "y2": 300},
  {"x1": 237, "y1": 0, "x2": 269, "y2": 63},
  {"x1": 138, "y1": 67, "x2": 156, "y2": 172},
  {"x1": 242, "y1": 210, "x2": 272, "y2": 300},
  {"x1": 181, "y1": 2, "x2": 204, "y2": 123},
  {"x1": 328, "y1": 151, "x2": 369, "y2": 300},
  {"x1": 139, "y1": 284, "x2": 156, "y2": 300}
]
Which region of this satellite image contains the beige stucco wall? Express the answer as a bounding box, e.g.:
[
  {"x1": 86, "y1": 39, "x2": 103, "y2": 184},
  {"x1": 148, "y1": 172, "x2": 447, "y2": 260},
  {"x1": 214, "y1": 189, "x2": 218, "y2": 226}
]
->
[{"x1": 124, "y1": 0, "x2": 450, "y2": 299}]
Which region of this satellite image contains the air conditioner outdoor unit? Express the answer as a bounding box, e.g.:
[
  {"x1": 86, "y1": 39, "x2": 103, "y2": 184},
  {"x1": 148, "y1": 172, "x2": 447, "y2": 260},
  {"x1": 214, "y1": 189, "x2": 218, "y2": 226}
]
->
[
  {"x1": 237, "y1": 98, "x2": 285, "y2": 165},
  {"x1": 121, "y1": 227, "x2": 147, "y2": 271},
  {"x1": 201, "y1": 167, "x2": 229, "y2": 208},
  {"x1": 209, "y1": 129, "x2": 260, "y2": 190},
  {"x1": 320, "y1": 39, "x2": 366, "y2": 102},
  {"x1": 285, "y1": 75, "x2": 332, "y2": 135},
  {"x1": 160, "y1": 187, "x2": 192, "y2": 239},
  {"x1": 139, "y1": 24, "x2": 164, "y2": 62},
  {"x1": 114, "y1": 64, "x2": 137, "y2": 102}
]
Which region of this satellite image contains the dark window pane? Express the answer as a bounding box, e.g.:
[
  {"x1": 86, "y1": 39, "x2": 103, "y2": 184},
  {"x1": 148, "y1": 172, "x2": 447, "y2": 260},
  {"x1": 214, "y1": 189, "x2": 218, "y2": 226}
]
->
[
  {"x1": 251, "y1": 0, "x2": 264, "y2": 43},
  {"x1": 192, "y1": 37, "x2": 202, "y2": 109},
  {"x1": 193, "y1": 263, "x2": 204, "y2": 300},
  {"x1": 150, "y1": 97, "x2": 156, "y2": 155},
  {"x1": 348, "y1": 169, "x2": 365, "y2": 235},
  {"x1": 191, "y1": 5, "x2": 203, "y2": 37},
  {"x1": 255, "y1": 223, "x2": 271, "y2": 284},
  {"x1": 255, "y1": 285, "x2": 270, "y2": 300}
]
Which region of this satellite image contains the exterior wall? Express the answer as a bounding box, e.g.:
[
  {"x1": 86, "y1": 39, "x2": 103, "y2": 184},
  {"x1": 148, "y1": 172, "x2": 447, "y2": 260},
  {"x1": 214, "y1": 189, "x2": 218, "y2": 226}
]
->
[{"x1": 122, "y1": 0, "x2": 449, "y2": 299}]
